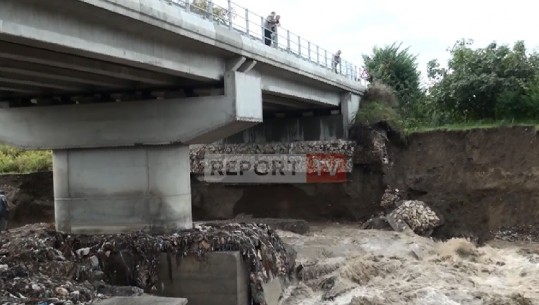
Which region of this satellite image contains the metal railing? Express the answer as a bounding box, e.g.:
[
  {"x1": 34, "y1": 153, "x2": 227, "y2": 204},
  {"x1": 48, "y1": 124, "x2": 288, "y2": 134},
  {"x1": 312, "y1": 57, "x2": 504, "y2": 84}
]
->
[{"x1": 162, "y1": 0, "x2": 367, "y2": 85}]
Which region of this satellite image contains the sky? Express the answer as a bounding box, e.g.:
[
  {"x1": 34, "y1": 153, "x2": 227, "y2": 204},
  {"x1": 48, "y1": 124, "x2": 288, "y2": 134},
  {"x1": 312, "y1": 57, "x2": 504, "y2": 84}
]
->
[{"x1": 212, "y1": 0, "x2": 539, "y2": 84}]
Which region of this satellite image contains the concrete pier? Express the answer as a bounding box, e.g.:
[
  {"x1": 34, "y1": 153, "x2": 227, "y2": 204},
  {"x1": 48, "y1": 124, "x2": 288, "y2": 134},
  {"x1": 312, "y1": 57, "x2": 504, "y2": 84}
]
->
[
  {"x1": 53, "y1": 145, "x2": 192, "y2": 234},
  {"x1": 0, "y1": 71, "x2": 262, "y2": 234}
]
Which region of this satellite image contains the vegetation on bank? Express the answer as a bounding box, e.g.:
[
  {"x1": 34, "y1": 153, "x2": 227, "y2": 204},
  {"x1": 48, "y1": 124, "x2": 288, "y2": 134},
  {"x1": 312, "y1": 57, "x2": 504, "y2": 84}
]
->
[
  {"x1": 0, "y1": 145, "x2": 52, "y2": 174},
  {"x1": 357, "y1": 39, "x2": 539, "y2": 136}
]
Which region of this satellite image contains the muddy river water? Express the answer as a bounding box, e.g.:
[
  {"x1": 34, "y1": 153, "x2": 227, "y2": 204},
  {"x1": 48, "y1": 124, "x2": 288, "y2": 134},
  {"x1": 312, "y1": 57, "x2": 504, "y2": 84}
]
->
[{"x1": 277, "y1": 224, "x2": 539, "y2": 305}]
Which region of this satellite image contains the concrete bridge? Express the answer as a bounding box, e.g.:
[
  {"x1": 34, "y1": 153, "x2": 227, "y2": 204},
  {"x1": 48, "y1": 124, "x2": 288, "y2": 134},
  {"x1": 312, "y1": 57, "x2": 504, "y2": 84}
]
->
[{"x1": 0, "y1": 0, "x2": 365, "y2": 234}]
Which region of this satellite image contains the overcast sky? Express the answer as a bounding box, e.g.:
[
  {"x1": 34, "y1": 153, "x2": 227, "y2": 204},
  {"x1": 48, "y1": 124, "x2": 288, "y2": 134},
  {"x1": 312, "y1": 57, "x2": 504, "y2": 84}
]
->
[{"x1": 211, "y1": 0, "x2": 539, "y2": 83}]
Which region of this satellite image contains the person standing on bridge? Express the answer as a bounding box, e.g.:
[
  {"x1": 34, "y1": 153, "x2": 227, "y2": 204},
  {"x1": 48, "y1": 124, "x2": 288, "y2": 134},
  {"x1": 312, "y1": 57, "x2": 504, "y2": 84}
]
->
[
  {"x1": 264, "y1": 12, "x2": 278, "y2": 46},
  {"x1": 0, "y1": 190, "x2": 8, "y2": 232},
  {"x1": 271, "y1": 15, "x2": 281, "y2": 47},
  {"x1": 332, "y1": 50, "x2": 342, "y2": 73}
]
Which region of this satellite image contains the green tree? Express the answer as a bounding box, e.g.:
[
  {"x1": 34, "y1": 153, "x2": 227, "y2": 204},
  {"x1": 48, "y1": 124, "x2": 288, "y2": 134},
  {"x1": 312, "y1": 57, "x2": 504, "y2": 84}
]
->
[
  {"x1": 428, "y1": 39, "x2": 539, "y2": 121},
  {"x1": 362, "y1": 42, "x2": 423, "y2": 116},
  {"x1": 191, "y1": 0, "x2": 234, "y2": 26}
]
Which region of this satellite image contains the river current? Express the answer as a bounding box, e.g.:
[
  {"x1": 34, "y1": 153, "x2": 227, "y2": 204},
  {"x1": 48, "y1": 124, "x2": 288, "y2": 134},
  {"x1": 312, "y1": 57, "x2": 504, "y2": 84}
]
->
[{"x1": 277, "y1": 224, "x2": 539, "y2": 305}]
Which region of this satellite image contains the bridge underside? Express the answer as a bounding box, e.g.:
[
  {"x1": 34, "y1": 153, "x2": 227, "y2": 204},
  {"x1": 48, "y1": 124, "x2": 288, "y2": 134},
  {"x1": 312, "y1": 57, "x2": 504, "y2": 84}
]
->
[
  {"x1": 0, "y1": 40, "x2": 207, "y2": 104},
  {"x1": 0, "y1": 0, "x2": 362, "y2": 112},
  {"x1": 0, "y1": 0, "x2": 363, "y2": 234},
  {"x1": 0, "y1": 41, "x2": 340, "y2": 116}
]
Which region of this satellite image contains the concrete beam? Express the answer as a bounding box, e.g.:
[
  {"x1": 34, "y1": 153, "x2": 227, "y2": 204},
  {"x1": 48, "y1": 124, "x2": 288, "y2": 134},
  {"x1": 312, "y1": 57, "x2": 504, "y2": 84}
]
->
[
  {"x1": 0, "y1": 83, "x2": 42, "y2": 94},
  {"x1": 256, "y1": 70, "x2": 340, "y2": 106},
  {"x1": 0, "y1": 71, "x2": 262, "y2": 149},
  {"x1": 0, "y1": 59, "x2": 136, "y2": 89},
  {"x1": 262, "y1": 96, "x2": 315, "y2": 109},
  {"x1": 0, "y1": 41, "x2": 180, "y2": 86},
  {"x1": 0, "y1": 0, "x2": 224, "y2": 81},
  {"x1": 226, "y1": 56, "x2": 247, "y2": 72},
  {"x1": 0, "y1": 72, "x2": 89, "y2": 91},
  {"x1": 239, "y1": 60, "x2": 257, "y2": 73},
  {"x1": 221, "y1": 115, "x2": 345, "y2": 143}
]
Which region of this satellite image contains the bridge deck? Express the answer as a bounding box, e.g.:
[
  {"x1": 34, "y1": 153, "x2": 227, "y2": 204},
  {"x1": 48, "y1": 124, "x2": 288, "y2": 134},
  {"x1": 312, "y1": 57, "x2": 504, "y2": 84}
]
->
[{"x1": 0, "y1": 0, "x2": 365, "y2": 109}]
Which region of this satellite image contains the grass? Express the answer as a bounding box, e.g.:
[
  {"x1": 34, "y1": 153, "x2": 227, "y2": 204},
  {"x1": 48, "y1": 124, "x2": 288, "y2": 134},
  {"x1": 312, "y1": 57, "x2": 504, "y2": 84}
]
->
[
  {"x1": 355, "y1": 102, "x2": 404, "y2": 131},
  {"x1": 354, "y1": 81, "x2": 404, "y2": 133},
  {"x1": 0, "y1": 145, "x2": 52, "y2": 174},
  {"x1": 405, "y1": 119, "x2": 539, "y2": 135}
]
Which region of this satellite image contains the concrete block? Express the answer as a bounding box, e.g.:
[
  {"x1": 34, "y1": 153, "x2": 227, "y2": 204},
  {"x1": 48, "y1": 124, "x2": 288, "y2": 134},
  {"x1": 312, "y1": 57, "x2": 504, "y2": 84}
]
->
[
  {"x1": 157, "y1": 251, "x2": 284, "y2": 305},
  {"x1": 53, "y1": 145, "x2": 192, "y2": 234},
  {"x1": 157, "y1": 252, "x2": 248, "y2": 305},
  {"x1": 96, "y1": 296, "x2": 187, "y2": 305}
]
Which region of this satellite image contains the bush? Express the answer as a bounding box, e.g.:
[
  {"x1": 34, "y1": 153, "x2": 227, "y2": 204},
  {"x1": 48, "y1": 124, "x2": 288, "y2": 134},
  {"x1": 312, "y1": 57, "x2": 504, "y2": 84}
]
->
[
  {"x1": 362, "y1": 43, "x2": 422, "y2": 114},
  {"x1": 361, "y1": 81, "x2": 398, "y2": 107},
  {"x1": 0, "y1": 145, "x2": 52, "y2": 174},
  {"x1": 356, "y1": 101, "x2": 401, "y2": 126},
  {"x1": 353, "y1": 82, "x2": 406, "y2": 144}
]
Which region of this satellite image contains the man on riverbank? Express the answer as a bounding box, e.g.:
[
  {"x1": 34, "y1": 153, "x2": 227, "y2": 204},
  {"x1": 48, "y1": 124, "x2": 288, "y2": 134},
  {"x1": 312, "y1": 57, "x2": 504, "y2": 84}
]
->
[{"x1": 0, "y1": 190, "x2": 8, "y2": 232}]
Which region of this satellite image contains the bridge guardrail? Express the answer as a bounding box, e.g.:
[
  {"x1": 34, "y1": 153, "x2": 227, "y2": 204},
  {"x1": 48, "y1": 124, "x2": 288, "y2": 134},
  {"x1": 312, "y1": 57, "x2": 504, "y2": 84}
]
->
[{"x1": 163, "y1": 0, "x2": 368, "y2": 86}]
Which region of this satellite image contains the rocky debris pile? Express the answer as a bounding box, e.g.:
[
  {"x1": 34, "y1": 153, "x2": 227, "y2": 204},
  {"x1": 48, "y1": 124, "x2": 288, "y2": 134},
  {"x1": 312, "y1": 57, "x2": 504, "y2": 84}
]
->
[
  {"x1": 386, "y1": 200, "x2": 442, "y2": 236},
  {"x1": 190, "y1": 140, "x2": 354, "y2": 175},
  {"x1": 200, "y1": 216, "x2": 310, "y2": 235},
  {"x1": 0, "y1": 223, "x2": 295, "y2": 304},
  {"x1": 362, "y1": 186, "x2": 443, "y2": 236},
  {"x1": 0, "y1": 224, "x2": 105, "y2": 304},
  {"x1": 349, "y1": 124, "x2": 390, "y2": 169},
  {"x1": 380, "y1": 187, "x2": 400, "y2": 209},
  {"x1": 171, "y1": 222, "x2": 295, "y2": 281}
]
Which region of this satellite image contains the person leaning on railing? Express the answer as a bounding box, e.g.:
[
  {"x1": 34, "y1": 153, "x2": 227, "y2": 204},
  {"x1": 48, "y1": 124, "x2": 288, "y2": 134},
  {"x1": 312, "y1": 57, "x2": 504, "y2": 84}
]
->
[
  {"x1": 332, "y1": 50, "x2": 342, "y2": 73},
  {"x1": 264, "y1": 11, "x2": 279, "y2": 46},
  {"x1": 271, "y1": 15, "x2": 281, "y2": 47}
]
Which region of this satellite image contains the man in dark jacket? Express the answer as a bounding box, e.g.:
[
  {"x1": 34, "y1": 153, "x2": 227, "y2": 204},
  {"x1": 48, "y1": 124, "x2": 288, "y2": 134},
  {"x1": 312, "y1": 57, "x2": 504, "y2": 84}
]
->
[
  {"x1": 0, "y1": 190, "x2": 8, "y2": 231},
  {"x1": 264, "y1": 12, "x2": 277, "y2": 46}
]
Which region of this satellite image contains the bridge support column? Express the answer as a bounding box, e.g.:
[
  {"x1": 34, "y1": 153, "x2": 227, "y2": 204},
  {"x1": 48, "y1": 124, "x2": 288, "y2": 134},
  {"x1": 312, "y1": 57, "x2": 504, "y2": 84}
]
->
[
  {"x1": 53, "y1": 145, "x2": 191, "y2": 234},
  {"x1": 0, "y1": 71, "x2": 262, "y2": 234},
  {"x1": 341, "y1": 93, "x2": 361, "y2": 138}
]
